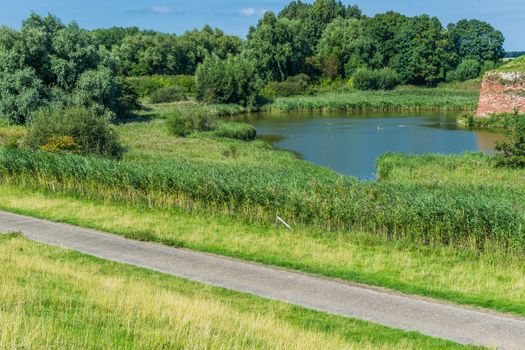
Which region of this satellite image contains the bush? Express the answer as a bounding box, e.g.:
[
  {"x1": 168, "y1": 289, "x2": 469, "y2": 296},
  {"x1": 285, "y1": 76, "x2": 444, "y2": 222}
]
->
[
  {"x1": 262, "y1": 74, "x2": 311, "y2": 99},
  {"x1": 0, "y1": 126, "x2": 27, "y2": 149},
  {"x1": 125, "y1": 75, "x2": 196, "y2": 98},
  {"x1": 166, "y1": 108, "x2": 214, "y2": 137},
  {"x1": 149, "y1": 87, "x2": 187, "y2": 104},
  {"x1": 447, "y1": 59, "x2": 481, "y2": 82},
  {"x1": 40, "y1": 136, "x2": 80, "y2": 153},
  {"x1": 212, "y1": 122, "x2": 257, "y2": 141},
  {"x1": 195, "y1": 55, "x2": 260, "y2": 106},
  {"x1": 353, "y1": 69, "x2": 401, "y2": 91},
  {"x1": 25, "y1": 106, "x2": 123, "y2": 158},
  {"x1": 494, "y1": 114, "x2": 525, "y2": 168}
]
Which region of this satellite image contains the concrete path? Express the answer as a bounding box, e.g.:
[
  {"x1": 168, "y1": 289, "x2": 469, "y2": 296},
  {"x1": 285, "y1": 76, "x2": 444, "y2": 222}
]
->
[{"x1": 1, "y1": 210, "x2": 524, "y2": 349}]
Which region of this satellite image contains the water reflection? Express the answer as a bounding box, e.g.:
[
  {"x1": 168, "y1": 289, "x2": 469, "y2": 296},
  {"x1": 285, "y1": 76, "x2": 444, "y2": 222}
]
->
[{"x1": 237, "y1": 111, "x2": 504, "y2": 179}]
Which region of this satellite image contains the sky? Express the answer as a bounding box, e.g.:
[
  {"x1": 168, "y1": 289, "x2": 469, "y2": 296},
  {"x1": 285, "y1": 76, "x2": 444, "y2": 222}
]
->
[{"x1": 0, "y1": 0, "x2": 523, "y2": 50}]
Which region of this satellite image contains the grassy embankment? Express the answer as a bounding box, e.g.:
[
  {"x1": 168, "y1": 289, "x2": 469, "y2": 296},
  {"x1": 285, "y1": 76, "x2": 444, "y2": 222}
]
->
[{"x1": 1, "y1": 234, "x2": 469, "y2": 349}]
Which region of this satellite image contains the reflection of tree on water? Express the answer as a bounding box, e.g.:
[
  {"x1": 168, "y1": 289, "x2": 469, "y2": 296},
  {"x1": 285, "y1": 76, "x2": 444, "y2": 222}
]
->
[{"x1": 476, "y1": 131, "x2": 506, "y2": 155}]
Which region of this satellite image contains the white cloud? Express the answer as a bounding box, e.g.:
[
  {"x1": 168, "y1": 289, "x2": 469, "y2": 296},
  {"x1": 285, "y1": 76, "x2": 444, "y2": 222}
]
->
[
  {"x1": 151, "y1": 6, "x2": 172, "y2": 14},
  {"x1": 240, "y1": 8, "x2": 267, "y2": 16}
]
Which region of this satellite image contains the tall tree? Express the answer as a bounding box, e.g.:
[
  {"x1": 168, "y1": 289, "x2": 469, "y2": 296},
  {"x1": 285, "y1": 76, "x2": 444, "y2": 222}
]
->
[
  {"x1": 447, "y1": 19, "x2": 504, "y2": 64},
  {"x1": 245, "y1": 12, "x2": 309, "y2": 81}
]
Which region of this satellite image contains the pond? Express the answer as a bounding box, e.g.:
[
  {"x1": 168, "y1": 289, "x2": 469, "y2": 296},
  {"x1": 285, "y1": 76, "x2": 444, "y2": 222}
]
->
[{"x1": 237, "y1": 111, "x2": 505, "y2": 179}]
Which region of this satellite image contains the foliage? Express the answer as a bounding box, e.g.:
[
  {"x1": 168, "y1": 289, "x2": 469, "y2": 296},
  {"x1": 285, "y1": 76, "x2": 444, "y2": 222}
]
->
[
  {"x1": 494, "y1": 115, "x2": 525, "y2": 168},
  {"x1": 245, "y1": 12, "x2": 310, "y2": 82},
  {"x1": 447, "y1": 19, "x2": 504, "y2": 64},
  {"x1": 352, "y1": 69, "x2": 401, "y2": 90},
  {"x1": 149, "y1": 87, "x2": 187, "y2": 104},
  {"x1": 279, "y1": 0, "x2": 362, "y2": 49},
  {"x1": 112, "y1": 25, "x2": 242, "y2": 76},
  {"x1": 0, "y1": 13, "x2": 133, "y2": 123},
  {"x1": 211, "y1": 121, "x2": 257, "y2": 141},
  {"x1": 166, "y1": 108, "x2": 214, "y2": 137},
  {"x1": 392, "y1": 15, "x2": 454, "y2": 86},
  {"x1": 446, "y1": 59, "x2": 482, "y2": 82},
  {"x1": 125, "y1": 75, "x2": 196, "y2": 98},
  {"x1": 39, "y1": 135, "x2": 80, "y2": 153},
  {"x1": 25, "y1": 106, "x2": 122, "y2": 158},
  {"x1": 195, "y1": 55, "x2": 260, "y2": 106},
  {"x1": 262, "y1": 74, "x2": 311, "y2": 98}
]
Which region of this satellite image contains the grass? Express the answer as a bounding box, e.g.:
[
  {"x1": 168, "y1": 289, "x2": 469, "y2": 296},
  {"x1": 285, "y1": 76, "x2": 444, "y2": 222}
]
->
[
  {"x1": 1, "y1": 185, "x2": 525, "y2": 317},
  {"x1": 377, "y1": 153, "x2": 525, "y2": 188},
  {"x1": 266, "y1": 85, "x2": 479, "y2": 113},
  {"x1": 495, "y1": 55, "x2": 525, "y2": 73},
  {"x1": 0, "y1": 233, "x2": 471, "y2": 349},
  {"x1": 2, "y1": 146, "x2": 524, "y2": 252}
]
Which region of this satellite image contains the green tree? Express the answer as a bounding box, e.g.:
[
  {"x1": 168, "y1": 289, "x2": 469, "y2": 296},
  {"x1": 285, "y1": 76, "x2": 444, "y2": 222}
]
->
[
  {"x1": 392, "y1": 15, "x2": 453, "y2": 85},
  {"x1": 195, "y1": 55, "x2": 259, "y2": 106},
  {"x1": 364, "y1": 12, "x2": 408, "y2": 67},
  {"x1": 494, "y1": 115, "x2": 525, "y2": 168},
  {"x1": 446, "y1": 59, "x2": 482, "y2": 82},
  {"x1": 246, "y1": 12, "x2": 309, "y2": 81},
  {"x1": 448, "y1": 19, "x2": 504, "y2": 64},
  {"x1": 73, "y1": 67, "x2": 121, "y2": 118}
]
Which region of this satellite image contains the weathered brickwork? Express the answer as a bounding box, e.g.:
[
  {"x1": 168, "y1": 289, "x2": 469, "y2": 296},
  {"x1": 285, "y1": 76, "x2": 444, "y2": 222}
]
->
[{"x1": 477, "y1": 72, "x2": 525, "y2": 117}]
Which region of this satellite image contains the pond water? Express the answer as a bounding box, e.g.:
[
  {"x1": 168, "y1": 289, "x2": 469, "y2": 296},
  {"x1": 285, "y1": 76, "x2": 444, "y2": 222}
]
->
[{"x1": 237, "y1": 111, "x2": 505, "y2": 179}]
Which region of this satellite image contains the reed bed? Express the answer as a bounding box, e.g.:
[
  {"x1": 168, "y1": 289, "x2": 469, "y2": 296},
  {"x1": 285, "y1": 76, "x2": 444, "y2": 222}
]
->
[
  {"x1": 1, "y1": 148, "x2": 524, "y2": 252},
  {"x1": 267, "y1": 87, "x2": 479, "y2": 112}
]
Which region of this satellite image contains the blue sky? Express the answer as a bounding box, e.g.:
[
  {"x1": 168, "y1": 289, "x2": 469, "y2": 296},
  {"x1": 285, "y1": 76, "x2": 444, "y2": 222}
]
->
[{"x1": 0, "y1": 0, "x2": 523, "y2": 50}]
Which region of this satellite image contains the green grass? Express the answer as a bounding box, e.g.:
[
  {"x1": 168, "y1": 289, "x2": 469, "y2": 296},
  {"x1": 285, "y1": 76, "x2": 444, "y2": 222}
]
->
[
  {"x1": 0, "y1": 234, "x2": 470, "y2": 349},
  {"x1": 377, "y1": 152, "x2": 525, "y2": 188},
  {"x1": 495, "y1": 56, "x2": 525, "y2": 73},
  {"x1": 1, "y1": 185, "x2": 525, "y2": 318},
  {"x1": 266, "y1": 85, "x2": 479, "y2": 112},
  {"x1": 2, "y1": 145, "x2": 524, "y2": 252}
]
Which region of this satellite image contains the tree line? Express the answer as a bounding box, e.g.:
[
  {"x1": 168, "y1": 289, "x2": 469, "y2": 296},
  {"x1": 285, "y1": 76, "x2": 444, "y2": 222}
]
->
[{"x1": 0, "y1": 0, "x2": 505, "y2": 123}]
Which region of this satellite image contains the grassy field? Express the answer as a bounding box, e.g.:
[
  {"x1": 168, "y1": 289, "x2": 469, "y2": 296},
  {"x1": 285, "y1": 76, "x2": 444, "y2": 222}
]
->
[
  {"x1": 1, "y1": 185, "x2": 525, "y2": 317},
  {"x1": 266, "y1": 85, "x2": 479, "y2": 112},
  {"x1": 0, "y1": 233, "x2": 470, "y2": 350}
]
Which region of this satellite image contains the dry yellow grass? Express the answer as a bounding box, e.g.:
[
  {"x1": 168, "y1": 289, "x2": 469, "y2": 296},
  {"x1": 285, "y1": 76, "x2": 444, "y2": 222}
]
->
[{"x1": 0, "y1": 235, "x2": 466, "y2": 349}]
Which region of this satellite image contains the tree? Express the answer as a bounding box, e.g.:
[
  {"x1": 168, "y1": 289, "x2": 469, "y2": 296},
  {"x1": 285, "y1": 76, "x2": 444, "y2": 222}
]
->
[
  {"x1": 0, "y1": 68, "x2": 47, "y2": 124},
  {"x1": 245, "y1": 12, "x2": 309, "y2": 82},
  {"x1": 0, "y1": 13, "x2": 134, "y2": 123},
  {"x1": 448, "y1": 19, "x2": 504, "y2": 64},
  {"x1": 446, "y1": 59, "x2": 482, "y2": 82},
  {"x1": 364, "y1": 12, "x2": 408, "y2": 67},
  {"x1": 494, "y1": 115, "x2": 525, "y2": 168},
  {"x1": 279, "y1": 0, "x2": 362, "y2": 52},
  {"x1": 392, "y1": 15, "x2": 453, "y2": 85},
  {"x1": 195, "y1": 55, "x2": 260, "y2": 106}
]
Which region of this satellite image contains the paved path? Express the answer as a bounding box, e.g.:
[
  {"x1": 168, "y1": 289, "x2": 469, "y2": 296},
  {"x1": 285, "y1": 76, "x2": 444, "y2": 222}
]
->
[{"x1": 1, "y1": 211, "x2": 524, "y2": 349}]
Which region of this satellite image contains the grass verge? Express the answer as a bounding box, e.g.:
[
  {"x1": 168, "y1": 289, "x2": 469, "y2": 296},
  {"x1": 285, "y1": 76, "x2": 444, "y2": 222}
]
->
[
  {"x1": 0, "y1": 234, "x2": 470, "y2": 349},
  {"x1": 1, "y1": 185, "x2": 524, "y2": 317}
]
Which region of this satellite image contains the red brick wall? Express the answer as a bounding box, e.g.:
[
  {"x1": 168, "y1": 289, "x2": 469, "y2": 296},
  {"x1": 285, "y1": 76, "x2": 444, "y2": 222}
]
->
[{"x1": 477, "y1": 72, "x2": 525, "y2": 117}]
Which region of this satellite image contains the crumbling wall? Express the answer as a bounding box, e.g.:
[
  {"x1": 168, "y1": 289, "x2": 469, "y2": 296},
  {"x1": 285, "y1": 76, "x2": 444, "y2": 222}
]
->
[{"x1": 477, "y1": 72, "x2": 525, "y2": 117}]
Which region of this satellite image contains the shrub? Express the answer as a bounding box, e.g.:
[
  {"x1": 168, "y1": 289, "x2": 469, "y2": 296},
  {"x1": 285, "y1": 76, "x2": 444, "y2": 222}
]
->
[
  {"x1": 25, "y1": 106, "x2": 123, "y2": 158},
  {"x1": 195, "y1": 55, "x2": 260, "y2": 106},
  {"x1": 0, "y1": 126, "x2": 27, "y2": 149},
  {"x1": 447, "y1": 59, "x2": 481, "y2": 82},
  {"x1": 262, "y1": 74, "x2": 311, "y2": 99},
  {"x1": 40, "y1": 136, "x2": 80, "y2": 153},
  {"x1": 166, "y1": 108, "x2": 214, "y2": 137},
  {"x1": 125, "y1": 75, "x2": 196, "y2": 98},
  {"x1": 212, "y1": 122, "x2": 257, "y2": 141},
  {"x1": 149, "y1": 87, "x2": 187, "y2": 104},
  {"x1": 353, "y1": 69, "x2": 401, "y2": 91},
  {"x1": 494, "y1": 114, "x2": 525, "y2": 168}
]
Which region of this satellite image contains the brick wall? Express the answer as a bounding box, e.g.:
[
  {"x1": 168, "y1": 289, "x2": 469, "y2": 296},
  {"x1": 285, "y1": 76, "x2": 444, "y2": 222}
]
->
[{"x1": 477, "y1": 72, "x2": 525, "y2": 117}]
